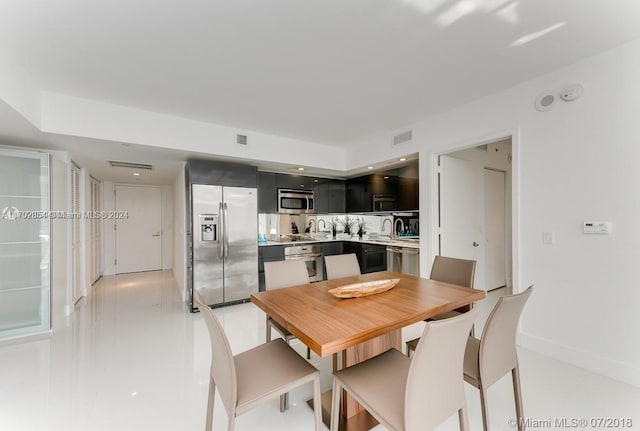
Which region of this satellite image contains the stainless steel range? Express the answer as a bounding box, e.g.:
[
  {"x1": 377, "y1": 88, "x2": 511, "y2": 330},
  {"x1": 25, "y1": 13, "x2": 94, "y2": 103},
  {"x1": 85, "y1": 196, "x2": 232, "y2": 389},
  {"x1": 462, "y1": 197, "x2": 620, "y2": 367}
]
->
[{"x1": 284, "y1": 244, "x2": 323, "y2": 282}]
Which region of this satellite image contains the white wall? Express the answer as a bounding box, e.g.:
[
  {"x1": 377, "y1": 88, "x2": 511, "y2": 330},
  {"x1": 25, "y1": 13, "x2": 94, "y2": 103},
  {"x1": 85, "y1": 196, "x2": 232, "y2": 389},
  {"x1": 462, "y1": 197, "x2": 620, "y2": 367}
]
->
[
  {"x1": 347, "y1": 38, "x2": 640, "y2": 386},
  {"x1": 172, "y1": 165, "x2": 187, "y2": 300},
  {"x1": 39, "y1": 92, "x2": 346, "y2": 172},
  {"x1": 162, "y1": 185, "x2": 173, "y2": 270},
  {"x1": 102, "y1": 182, "x2": 115, "y2": 275}
]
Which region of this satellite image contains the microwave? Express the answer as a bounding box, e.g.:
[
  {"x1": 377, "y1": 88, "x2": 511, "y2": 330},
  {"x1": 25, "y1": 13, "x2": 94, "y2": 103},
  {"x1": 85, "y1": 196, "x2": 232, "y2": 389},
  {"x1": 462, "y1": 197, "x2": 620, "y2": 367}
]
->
[
  {"x1": 372, "y1": 194, "x2": 397, "y2": 211},
  {"x1": 278, "y1": 189, "x2": 315, "y2": 214}
]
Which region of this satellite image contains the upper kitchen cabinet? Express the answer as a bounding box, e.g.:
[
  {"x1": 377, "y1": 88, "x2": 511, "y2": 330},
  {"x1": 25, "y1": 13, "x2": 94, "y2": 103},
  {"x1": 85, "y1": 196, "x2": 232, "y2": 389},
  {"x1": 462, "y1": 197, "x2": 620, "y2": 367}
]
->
[
  {"x1": 258, "y1": 171, "x2": 277, "y2": 213},
  {"x1": 346, "y1": 176, "x2": 372, "y2": 213},
  {"x1": 345, "y1": 159, "x2": 418, "y2": 212},
  {"x1": 315, "y1": 179, "x2": 345, "y2": 214},
  {"x1": 187, "y1": 159, "x2": 257, "y2": 187},
  {"x1": 397, "y1": 163, "x2": 419, "y2": 211},
  {"x1": 276, "y1": 173, "x2": 315, "y2": 190}
]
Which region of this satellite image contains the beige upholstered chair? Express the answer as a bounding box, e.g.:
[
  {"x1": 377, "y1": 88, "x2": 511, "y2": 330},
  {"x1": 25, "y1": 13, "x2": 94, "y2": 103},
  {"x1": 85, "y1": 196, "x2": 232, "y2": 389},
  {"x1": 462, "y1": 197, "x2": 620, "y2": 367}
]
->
[
  {"x1": 194, "y1": 292, "x2": 322, "y2": 431},
  {"x1": 330, "y1": 309, "x2": 477, "y2": 431},
  {"x1": 264, "y1": 259, "x2": 312, "y2": 410},
  {"x1": 324, "y1": 253, "x2": 361, "y2": 280},
  {"x1": 406, "y1": 255, "x2": 476, "y2": 355},
  {"x1": 464, "y1": 285, "x2": 533, "y2": 431}
]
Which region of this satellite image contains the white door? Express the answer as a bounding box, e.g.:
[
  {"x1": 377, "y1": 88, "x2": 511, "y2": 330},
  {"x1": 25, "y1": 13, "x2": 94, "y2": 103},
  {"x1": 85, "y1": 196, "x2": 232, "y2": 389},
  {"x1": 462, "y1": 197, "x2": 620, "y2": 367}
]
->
[
  {"x1": 484, "y1": 169, "x2": 506, "y2": 290},
  {"x1": 439, "y1": 155, "x2": 481, "y2": 277},
  {"x1": 89, "y1": 177, "x2": 101, "y2": 284},
  {"x1": 115, "y1": 185, "x2": 162, "y2": 274},
  {"x1": 71, "y1": 164, "x2": 82, "y2": 302}
]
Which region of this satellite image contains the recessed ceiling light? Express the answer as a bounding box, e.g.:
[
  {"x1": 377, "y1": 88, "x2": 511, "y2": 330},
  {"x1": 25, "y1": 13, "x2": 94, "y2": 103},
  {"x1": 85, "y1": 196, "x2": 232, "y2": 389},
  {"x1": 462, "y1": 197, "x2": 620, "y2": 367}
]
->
[
  {"x1": 133, "y1": 172, "x2": 140, "y2": 176},
  {"x1": 384, "y1": 176, "x2": 389, "y2": 179},
  {"x1": 314, "y1": 179, "x2": 318, "y2": 182},
  {"x1": 399, "y1": 158, "x2": 407, "y2": 162},
  {"x1": 367, "y1": 166, "x2": 373, "y2": 170},
  {"x1": 300, "y1": 184, "x2": 305, "y2": 188},
  {"x1": 297, "y1": 167, "x2": 305, "y2": 171}
]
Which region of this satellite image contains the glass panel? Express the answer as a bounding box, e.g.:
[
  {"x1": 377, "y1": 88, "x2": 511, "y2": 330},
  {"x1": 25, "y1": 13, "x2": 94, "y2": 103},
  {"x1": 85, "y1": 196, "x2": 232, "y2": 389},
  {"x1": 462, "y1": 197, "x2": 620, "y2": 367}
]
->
[
  {"x1": 0, "y1": 155, "x2": 41, "y2": 196},
  {"x1": 0, "y1": 243, "x2": 41, "y2": 290},
  {"x1": 0, "y1": 288, "x2": 41, "y2": 331},
  {"x1": 0, "y1": 197, "x2": 41, "y2": 242},
  {"x1": 0, "y1": 150, "x2": 50, "y2": 339}
]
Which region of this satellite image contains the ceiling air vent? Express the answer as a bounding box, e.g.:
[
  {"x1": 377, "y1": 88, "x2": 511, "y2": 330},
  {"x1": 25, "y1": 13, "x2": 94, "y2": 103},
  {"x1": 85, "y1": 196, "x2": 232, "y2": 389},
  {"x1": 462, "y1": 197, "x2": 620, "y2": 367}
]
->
[
  {"x1": 392, "y1": 130, "x2": 412, "y2": 146},
  {"x1": 237, "y1": 134, "x2": 248, "y2": 145},
  {"x1": 108, "y1": 161, "x2": 153, "y2": 170}
]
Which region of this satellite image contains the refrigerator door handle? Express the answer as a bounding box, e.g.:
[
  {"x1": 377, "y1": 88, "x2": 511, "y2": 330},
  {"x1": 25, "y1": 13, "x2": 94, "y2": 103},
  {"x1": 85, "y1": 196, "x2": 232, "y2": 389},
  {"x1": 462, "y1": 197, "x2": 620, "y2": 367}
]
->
[
  {"x1": 223, "y1": 202, "x2": 229, "y2": 259},
  {"x1": 219, "y1": 202, "x2": 224, "y2": 259}
]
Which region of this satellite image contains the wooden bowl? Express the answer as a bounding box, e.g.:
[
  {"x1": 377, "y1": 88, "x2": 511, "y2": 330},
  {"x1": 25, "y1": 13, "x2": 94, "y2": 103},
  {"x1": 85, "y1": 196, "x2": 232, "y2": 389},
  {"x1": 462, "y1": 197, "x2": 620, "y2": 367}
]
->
[{"x1": 328, "y1": 278, "x2": 400, "y2": 298}]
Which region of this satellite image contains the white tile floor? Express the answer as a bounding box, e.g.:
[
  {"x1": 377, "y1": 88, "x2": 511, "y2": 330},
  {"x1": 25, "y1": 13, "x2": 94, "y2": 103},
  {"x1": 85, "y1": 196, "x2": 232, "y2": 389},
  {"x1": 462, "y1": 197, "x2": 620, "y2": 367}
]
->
[{"x1": 1, "y1": 271, "x2": 638, "y2": 431}]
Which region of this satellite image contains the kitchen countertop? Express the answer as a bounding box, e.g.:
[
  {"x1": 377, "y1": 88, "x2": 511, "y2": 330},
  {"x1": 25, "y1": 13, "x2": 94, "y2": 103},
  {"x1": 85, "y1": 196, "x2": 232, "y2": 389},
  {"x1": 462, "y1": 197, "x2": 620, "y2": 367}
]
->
[{"x1": 258, "y1": 236, "x2": 420, "y2": 249}]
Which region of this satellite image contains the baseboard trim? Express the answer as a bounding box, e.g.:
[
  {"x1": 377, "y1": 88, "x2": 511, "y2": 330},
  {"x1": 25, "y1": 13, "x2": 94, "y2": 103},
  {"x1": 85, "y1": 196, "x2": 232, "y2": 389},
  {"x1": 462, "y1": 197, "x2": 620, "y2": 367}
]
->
[{"x1": 520, "y1": 332, "x2": 640, "y2": 388}]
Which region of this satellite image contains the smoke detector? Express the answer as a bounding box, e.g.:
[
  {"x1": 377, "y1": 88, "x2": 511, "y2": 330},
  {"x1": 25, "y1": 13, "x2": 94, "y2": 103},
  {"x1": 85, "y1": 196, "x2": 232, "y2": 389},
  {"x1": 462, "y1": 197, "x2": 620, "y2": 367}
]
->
[{"x1": 560, "y1": 84, "x2": 583, "y2": 102}]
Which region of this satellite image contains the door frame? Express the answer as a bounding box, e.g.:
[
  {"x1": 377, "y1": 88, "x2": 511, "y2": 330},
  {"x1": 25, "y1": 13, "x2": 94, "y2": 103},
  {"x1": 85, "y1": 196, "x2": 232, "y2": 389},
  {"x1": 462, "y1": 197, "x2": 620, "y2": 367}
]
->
[
  {"x1": 423, "y1": 128, "x2": 521, "y2": 294},
  {"x1": 113, "y1": 184, "x2": 164, "y2": 274}
]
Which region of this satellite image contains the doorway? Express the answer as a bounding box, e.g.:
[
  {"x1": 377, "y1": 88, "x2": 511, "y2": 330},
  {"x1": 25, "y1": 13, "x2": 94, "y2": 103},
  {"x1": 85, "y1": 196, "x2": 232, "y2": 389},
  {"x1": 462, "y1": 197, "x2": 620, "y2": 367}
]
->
[
  {"x1": 437, "y1": 139, "x2": 513, "y2": 291},
  {"x1": 114, "y1": 185, "x2": 163, "y2": 274}
]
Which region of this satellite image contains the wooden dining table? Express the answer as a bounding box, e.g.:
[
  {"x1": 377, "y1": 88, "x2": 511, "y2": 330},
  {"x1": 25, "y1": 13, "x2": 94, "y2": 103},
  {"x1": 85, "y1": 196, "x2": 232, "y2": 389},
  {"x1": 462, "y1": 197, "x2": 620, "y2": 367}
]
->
[{"x1": 251, "y1": 270, "x2": 486, "y2": 430}]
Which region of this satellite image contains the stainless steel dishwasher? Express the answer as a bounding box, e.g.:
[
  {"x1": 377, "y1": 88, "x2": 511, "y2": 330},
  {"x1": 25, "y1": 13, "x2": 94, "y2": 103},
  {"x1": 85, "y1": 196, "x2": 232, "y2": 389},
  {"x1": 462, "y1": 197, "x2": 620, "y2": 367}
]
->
[{"x1": 387, "y1": 246, "x2": 420, "y2": 277}]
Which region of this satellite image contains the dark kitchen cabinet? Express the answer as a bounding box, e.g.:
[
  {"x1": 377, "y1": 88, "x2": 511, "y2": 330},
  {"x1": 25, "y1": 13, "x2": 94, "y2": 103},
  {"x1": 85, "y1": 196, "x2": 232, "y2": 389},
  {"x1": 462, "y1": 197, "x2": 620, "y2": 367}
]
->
[
  {"x1": 343, "y1": 242, "x2": 387, "y2": 274},
  {"x1": 276, "y1": 173, "x2": 315, "y2": 190},
  {"x1": 328, "y1": 180, "x2": 346, "y2": 213},
  {"x1": 187, "y1": 159, "x2": 257, "y2": 188},
  {"x1": 313, "y1": 179, "x2": 330, "y2": 214},
  {"x1": 397, "y1": 176, "x2": 419, "y2": 210},
  {"x1": 370, "y1": 173, "x2": 398, "y2": 196},
  {"x1": 397, "y1": 164, "x2": 419, "y2": 210},
  {"x1": 346, "y1": 176, "x2": 372, "y2": 213},
  {"x1": 258, "y1": 245, "x2": 285, "y2": 291},
  {"x1": 258, "y1": 171, "x2": 277, "y2": 213},
  {"x1": 315, "y1": 179, "x2": 346, "y2": 214}
]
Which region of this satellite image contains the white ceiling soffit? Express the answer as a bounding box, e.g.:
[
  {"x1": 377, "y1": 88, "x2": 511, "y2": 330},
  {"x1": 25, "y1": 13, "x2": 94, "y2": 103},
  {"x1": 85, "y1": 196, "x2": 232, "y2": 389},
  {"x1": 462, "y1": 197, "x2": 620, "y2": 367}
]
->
[{"x1": 1, "y1": 0, "x2": 640, "y2": 148}]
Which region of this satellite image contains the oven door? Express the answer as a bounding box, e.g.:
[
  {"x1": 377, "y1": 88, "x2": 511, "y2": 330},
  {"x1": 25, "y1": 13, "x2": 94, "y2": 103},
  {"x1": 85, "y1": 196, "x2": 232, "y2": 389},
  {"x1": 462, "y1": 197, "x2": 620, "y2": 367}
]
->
[{"x1": 285, "y1": 253, "x2": 323, "y2": 282}]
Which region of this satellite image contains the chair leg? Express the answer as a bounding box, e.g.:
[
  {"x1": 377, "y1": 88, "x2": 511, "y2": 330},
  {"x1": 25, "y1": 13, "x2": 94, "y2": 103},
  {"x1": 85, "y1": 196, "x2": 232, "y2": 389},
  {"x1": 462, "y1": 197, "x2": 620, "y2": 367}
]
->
[
  {"x1": 265, "y1": 316, "x2": 271, "y2": 342},
  {"x1": 512, "y1": 366, "x2": 525, "y2": 431},
  {"x1": 479, "y1": 385, "x2": 490, "y2": 431},
  {"x1": 330, "y1": 378, "x2": 342, "y2": 431},
  {"x1": 313, "y1": 374, "x2": 322, "y2": 431},
  {"x1": 227, "y1": 413, "x2": 235, "y2": 431},
  {"x1": 206, "y1": 377, "x2": 215, "y2": 431},
  {"x1": 406, "y1": 340, "x2": 415, "y2": 357},
  {"x1": 458, "y1": 406, "x2": 470, "y2": 431},
  {"x1": 279, "y1": 392, "x2": 289, "y2": 412}
]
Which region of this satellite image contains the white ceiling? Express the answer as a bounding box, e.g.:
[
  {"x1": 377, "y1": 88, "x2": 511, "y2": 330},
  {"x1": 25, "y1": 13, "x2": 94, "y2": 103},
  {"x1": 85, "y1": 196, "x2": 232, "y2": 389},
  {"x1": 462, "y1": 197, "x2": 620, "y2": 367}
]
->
[{"x1": 1, "y1": 0, "x2": 640, "y2": 181}]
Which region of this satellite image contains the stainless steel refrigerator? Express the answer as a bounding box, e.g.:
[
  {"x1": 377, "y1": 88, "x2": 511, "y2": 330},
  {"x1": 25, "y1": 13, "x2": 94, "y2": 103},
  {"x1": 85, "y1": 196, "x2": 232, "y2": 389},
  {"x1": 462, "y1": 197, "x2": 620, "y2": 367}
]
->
[{"x1": 189, "y1": 184, "x2": 258, "y2": 309}]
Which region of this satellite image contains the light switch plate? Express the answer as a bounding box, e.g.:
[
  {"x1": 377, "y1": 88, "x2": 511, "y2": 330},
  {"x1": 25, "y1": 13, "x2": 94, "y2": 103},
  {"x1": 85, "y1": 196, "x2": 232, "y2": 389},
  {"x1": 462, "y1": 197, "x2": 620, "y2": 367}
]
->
[{"x1": 583, "y1": 221, "x2": 611, "y2": 234}]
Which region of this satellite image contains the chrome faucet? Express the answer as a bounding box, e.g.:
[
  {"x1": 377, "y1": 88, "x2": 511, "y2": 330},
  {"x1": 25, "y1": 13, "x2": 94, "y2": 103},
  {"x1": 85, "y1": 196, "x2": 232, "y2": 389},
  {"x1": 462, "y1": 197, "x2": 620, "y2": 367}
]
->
[
  {"x1": 381, "y1": 218, "x2": 392, "y2": 236},
  {"x1": 393, "y1": 218, "x2": 405, "y2": 239},
  {"x1": 317, "y1": 219, "x2": 326, "y2": 231},
  {"x1": 308, "y1": 218, "x2": 316, "y2": 233}
]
